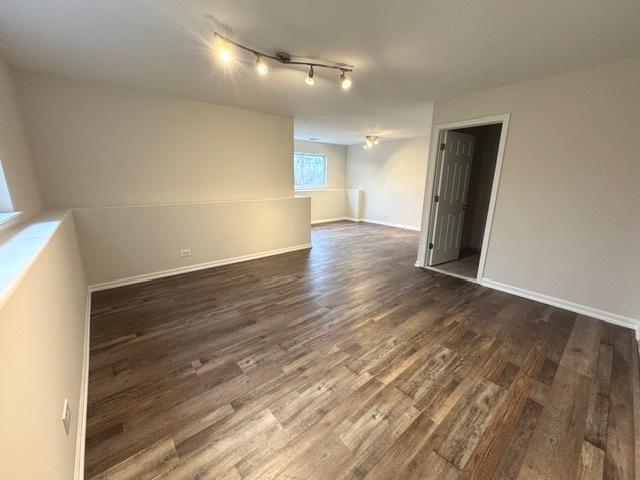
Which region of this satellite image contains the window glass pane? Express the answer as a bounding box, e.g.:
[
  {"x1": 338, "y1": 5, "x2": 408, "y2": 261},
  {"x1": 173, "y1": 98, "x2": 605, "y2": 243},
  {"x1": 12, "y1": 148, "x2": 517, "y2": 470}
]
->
[{"x1": 294, "y1": 153, "x2": 327, "y2": 189}]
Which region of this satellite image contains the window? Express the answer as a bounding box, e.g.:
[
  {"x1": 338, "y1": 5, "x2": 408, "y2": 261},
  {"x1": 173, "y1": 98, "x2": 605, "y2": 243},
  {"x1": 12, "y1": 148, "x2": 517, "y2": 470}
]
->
[
  {"x1": 294, "y1": 153, "x2": 327, "y2": 189},
  {"x1": 0, "y1": 163, "x2": 21, "y2": 234}
]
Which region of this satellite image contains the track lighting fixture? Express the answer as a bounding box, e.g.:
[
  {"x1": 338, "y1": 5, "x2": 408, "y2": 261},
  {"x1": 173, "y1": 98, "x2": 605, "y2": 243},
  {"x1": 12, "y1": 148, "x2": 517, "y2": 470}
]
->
[
  {"x1": 340, "y1": 70, "x2": 352, "y2": 90},
  {"x1": 363, "y1": 136, "x2": 380, "y2": 149},
  {"x1": 214, "y1": 32, "x2": 353, "y2": 90},
  {"x1": 305, "y1": 66, "x2": 315, "y2": 86},
  {"x1": 255, "y1": 55, "x2": 268, "y2": 75}
]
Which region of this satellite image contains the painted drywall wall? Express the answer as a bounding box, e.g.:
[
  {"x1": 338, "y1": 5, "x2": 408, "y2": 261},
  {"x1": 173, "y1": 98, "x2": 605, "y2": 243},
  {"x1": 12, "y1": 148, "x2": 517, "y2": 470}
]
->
[
  {"x1": 12, "y1": 70, "x2": 312, "y2": 285},
  {"x1": 295, "y1": 189, "x2": 346, "y2": 222},
  {"x1": 13, "y1": 69, "x2": 294, "y2": 208},
  {"x1": 423, "y1": 57, "x2": 640, "y2": 322},
  {"x1": 74, "y1": 197, "x2": 311, "y2": 286},
  {"x1": 295, "y1": 189, "x2": 361, "y2": 223},
  {"x1": 294, "y1": 139, "x2": 347, "y2": 189},
  {"x1": 0, "y1": 212, "x2": 87, "y2": 480},
  {"x1": 294, "y1": 140, "x2": 351, "y2": 222},
  {"x1": 347, "y1": 137, "x2": 430, "y2": 229},
  {"x1": 0, "y1": 58, "x2": 41, "y2": 217}
]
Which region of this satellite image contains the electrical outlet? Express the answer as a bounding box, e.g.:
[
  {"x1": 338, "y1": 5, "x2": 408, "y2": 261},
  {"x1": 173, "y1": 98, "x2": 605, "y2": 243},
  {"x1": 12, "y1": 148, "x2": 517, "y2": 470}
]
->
[
  {"x1": 179, "y1": 248, "x2": 192, "y2": 257},
  {"x1": 62, "y1": 399, "x2": 71, "y2": 436}
]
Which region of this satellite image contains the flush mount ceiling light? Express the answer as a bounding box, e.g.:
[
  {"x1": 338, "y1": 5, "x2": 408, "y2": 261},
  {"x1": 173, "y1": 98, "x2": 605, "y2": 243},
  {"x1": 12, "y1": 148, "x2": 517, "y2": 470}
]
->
[
  {"x1": 362, "y1": 135, "x2": 380, "y2": 149},
  {"x1": 214, "y1": 32, "x2": 354, "y2": 89}
]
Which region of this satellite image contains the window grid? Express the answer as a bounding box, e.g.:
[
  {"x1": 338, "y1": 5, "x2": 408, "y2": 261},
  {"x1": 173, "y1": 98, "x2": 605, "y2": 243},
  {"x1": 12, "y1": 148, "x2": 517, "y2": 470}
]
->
[{"x1": 294, "y1": 153, "x2": 327, "y2": 189}]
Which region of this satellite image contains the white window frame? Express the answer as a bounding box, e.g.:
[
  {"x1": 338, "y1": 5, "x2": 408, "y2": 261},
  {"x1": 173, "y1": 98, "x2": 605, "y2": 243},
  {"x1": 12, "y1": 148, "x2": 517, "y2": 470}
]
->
[
  {"x1": 293, "y1": 152, "x2": 328, "y2": 190},
  {"x1": 0, "y1": 211, "x2": 22, "y2": 235},
  {"x1": 0, "y1": 164, "x2": 21, "y2": 235}
]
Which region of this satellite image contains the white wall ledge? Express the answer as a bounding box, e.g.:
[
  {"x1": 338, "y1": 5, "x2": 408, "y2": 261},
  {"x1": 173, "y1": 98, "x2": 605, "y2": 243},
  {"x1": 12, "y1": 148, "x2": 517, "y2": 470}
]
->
[
  {"x1": 71, "y1": 195, "x2": 306, "y2": 210},
  {"x1": 0, "y1": 210, "x2": 70, "y2": 310},
  {"x1": 295, "y1": 188, "x2": 361, "y2": 192}
]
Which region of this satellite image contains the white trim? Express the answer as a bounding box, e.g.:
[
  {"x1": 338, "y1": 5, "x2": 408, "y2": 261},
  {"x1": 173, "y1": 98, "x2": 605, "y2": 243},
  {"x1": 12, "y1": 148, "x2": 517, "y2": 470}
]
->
[
  {"x1": 89, "y1": 243, "x2": 312, "y2": 292},
  {"x1": 416, "y1": 113, "x2": 510, "y2": 285},
  {"x1": 359, "y1": 218, "x2": 421, "y2": 231},
  {"x1": 295, "y1": 188, "x2": 348, "y2": 192},
  {"x1": 311, "y1": 217, "x2": 420, "y2": 231},
  {"x1": 424, "y1": 265, "x2": 476, "y2": 283},
  {"x1": 72, "y1": 196, "x2": 305, "y2": 211},
  {"x1": 481, "y1": 278, "x2": 640, "y2": 339},
  {"x1": 311, "y1": 217, "x2": 349, "y2": 224},
  {"x1": 476, "y1": 115, "x2": 510, "y2": 282},
  {"x1": 74, "y1": 290, "x2": 91, "y2": 480}
]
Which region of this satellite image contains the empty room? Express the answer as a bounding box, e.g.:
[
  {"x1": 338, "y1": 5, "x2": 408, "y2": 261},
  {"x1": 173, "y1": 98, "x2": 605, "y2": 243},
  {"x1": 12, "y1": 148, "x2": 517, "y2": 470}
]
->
[{"x1": 0, "y1": 1, "x2": 638, "y2": 479}]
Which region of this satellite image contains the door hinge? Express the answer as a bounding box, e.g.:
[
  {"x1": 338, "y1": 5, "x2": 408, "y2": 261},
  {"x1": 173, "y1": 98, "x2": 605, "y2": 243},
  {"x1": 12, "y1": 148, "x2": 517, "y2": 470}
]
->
[
  {"x1": 440, "y1": 143, "x2": 446, "y2": 151},
  {"x1": 429, "y1": 242, "x2": 434, "y2": 250},
  {"x1": 434, "y1": 195, "x2": 439, "y2": 203}
]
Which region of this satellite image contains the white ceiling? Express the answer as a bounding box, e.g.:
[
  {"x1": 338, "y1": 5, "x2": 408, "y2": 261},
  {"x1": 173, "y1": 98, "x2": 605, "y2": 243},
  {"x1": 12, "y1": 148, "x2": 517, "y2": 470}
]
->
[{"x1": 0, "y1": 0, "x2": 638, "y2": 144}]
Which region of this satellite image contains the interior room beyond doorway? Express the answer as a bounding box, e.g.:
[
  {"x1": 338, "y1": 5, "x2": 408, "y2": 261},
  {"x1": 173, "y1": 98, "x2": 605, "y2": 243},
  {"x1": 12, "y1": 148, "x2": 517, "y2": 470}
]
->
[{"x1": 427, "y1": 123, "x2": 502, "y2": 280}]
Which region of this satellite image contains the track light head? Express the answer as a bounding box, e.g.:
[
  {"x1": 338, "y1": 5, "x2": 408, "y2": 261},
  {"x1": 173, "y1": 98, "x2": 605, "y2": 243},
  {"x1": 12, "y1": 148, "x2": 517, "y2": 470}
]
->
[
  {"x1": 340, "y1": 71, "x2": 352, "y2": 90},
  {"x1": 305, "y1": 66, "x2": 315, "y2": 86},
  {"x1": 216, "y1": 38, "x2": 233, "y2": 63},
  {"x1": 363, "y1": 135, "x2": 379, "y2": 149},
  {"x1": 256, "y1": 55, "x2": 268, "y2": 75}
]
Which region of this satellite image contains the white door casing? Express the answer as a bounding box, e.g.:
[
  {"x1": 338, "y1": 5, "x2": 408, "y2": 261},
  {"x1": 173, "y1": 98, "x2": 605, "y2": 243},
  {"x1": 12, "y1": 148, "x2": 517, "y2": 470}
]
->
[{"x1": 428, "y1": 130, "x2": 475, "y2": 265}]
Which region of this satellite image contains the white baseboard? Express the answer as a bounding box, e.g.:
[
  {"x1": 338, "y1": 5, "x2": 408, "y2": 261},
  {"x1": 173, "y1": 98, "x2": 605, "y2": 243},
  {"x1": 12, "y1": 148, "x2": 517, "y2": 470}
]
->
[
  {"x1": 313, "y1": 217, "x2": 420, "y2": 231},
  {"x1": 74, "y1": 291, "x2": 91, "y2": 480},
  {"x1": 89, "y1": 243, "x2": 312, "y2": 292},
  {"x1": 311, "y1": 217, "x2": 348, "y2": 224},
  {"x1": 359, "y1": 218, "x2": 421, "y2": 231},
  {"x1": 481, "y1": 278, "x2": 640, "y2": 339}
]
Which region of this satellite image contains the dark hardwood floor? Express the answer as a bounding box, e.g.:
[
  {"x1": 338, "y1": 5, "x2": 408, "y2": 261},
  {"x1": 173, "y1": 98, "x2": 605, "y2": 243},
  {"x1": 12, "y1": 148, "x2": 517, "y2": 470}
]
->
[{"x1": 86, "y1": 221, "x2": 639, "y2": 479}]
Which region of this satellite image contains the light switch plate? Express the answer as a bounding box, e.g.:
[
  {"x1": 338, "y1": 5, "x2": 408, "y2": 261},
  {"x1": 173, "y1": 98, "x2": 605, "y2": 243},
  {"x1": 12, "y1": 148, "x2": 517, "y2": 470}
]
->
[{"x1": 62, "y1": 399, "x2": 71, "y2": 436}]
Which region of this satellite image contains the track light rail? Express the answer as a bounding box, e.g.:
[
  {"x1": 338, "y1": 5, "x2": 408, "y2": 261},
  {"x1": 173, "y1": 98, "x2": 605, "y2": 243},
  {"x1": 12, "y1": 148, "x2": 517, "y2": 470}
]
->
[{"x1": 214, "y1": 32, "x2": 354, "y2": 73}]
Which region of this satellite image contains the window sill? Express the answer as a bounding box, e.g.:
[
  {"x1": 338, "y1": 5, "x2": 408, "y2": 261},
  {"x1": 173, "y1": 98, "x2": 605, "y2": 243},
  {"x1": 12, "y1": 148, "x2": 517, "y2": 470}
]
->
[{"x1": 0, "y1": 211, "x2": 22, "y2": 235}]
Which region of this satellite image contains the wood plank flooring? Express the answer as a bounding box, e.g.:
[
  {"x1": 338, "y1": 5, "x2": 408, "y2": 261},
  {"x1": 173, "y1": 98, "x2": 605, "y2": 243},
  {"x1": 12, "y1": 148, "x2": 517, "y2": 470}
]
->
[{"x1": 86, "y1": 221, "x2": 639, "y2": 479}]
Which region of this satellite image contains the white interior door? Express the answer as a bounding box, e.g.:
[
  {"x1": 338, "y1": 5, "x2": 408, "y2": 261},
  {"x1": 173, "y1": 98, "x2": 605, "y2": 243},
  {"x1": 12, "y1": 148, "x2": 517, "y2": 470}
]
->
[{"x1": 428, "y1": 130, "x2": 475, "y2": 266}]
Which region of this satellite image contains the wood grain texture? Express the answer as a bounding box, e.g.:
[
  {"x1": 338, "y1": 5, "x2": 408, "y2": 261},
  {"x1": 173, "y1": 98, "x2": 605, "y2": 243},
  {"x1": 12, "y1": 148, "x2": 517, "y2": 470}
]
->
[{"x1": 85, "y1": 221, "x2": 638, "y2": 479}]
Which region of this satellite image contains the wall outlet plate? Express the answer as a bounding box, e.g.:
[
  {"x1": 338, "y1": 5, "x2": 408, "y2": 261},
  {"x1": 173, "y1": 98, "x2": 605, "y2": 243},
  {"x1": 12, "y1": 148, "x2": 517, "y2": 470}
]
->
[
  {"x1": 179, "y1": 249, "x2": 192, "y2": 257},
  {"x1": 62, "y1": 399, "x2": 71, "y2": 436}
]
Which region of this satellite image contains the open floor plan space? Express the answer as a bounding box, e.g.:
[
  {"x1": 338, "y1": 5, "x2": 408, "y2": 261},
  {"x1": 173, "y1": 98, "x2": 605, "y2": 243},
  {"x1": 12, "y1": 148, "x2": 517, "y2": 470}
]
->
[{"x1": 86, "y1": 222, "x2": 638, "y2": 480}]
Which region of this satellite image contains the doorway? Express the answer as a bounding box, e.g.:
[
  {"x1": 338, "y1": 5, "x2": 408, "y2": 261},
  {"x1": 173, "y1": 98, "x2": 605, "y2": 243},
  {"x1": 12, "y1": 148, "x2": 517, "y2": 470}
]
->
[{"x1": 418, "y1": 114, "x2": 509, "y2": 283}]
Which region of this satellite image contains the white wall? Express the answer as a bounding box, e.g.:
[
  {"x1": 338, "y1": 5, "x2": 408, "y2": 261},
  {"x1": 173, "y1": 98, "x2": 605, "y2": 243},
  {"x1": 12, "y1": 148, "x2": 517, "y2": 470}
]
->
[
  {"x1": 294, "y1": 139, "x2": 352, "y2": 223},
  {"x1": 15, "y1": 69, "x2": 294, "y2": 207},
  {"x1": 421, "y1": 57, "x2": 640, "y2": 322},
  {"x1": 12, "y1": 70, "x2": 311, "y2": 285},
  {"x1": 75, "y1": 197, "x2": 310, "y2": 286},
  {"x1": 0, "y1": 212, "x2": 88, "y2": 480},
  {"x1": 0, "y1": 59, "x2": 41, "y2": 217},
  {"x1": 347, "y1": 136, "x2": 430, "y2": 229}
]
